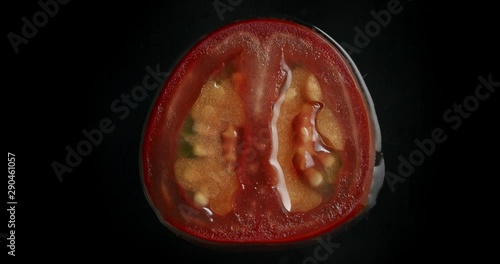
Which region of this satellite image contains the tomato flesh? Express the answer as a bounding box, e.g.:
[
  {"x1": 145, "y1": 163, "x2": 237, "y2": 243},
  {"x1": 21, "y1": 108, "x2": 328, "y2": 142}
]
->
[{"x1": 142, "y1": 19, "x2": 377, "y2": 245}]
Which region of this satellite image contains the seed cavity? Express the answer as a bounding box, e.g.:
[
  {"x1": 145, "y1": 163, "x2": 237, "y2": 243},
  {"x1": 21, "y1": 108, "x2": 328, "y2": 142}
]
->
[{"x1": 174, "y1": 72, "x2": 244, "y2": 216}]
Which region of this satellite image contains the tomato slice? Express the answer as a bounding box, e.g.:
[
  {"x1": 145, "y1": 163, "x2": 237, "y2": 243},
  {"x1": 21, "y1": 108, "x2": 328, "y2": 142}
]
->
[{"x1": 141, "y1": 18, "x2": 383, "y2": 246}]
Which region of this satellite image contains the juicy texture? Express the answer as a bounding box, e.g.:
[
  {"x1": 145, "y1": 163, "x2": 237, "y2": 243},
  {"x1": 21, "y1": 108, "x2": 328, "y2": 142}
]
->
[
  {"x1": 175, "y1": 67, "x2": 344, "y2": 215},
  {"x1": 142, "y1": 19, "x2": 375, "y2": 244},
  {"x1": 174, "y1": 78, "x2": 244, "y2": 215},
  {"x1": 276, "y1": 68, "x2": 342, "y2": 212}
]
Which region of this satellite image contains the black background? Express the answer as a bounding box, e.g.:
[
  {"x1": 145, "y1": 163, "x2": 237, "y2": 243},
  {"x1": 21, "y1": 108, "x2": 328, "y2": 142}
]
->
[{"x1": 4, "y1": 0, "x2": 498, "y2": 262}]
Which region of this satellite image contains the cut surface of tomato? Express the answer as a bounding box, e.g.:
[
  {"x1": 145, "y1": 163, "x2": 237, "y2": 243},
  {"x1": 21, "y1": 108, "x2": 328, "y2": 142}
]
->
[{"x1": 142, "y1": 18, "x2": 383, "y2": 245}]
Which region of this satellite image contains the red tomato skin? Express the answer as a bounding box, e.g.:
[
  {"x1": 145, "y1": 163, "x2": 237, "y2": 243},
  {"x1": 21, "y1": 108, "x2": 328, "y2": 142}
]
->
[{"x1": 141, "y1": 18, "x2": 382, "y2": 247}]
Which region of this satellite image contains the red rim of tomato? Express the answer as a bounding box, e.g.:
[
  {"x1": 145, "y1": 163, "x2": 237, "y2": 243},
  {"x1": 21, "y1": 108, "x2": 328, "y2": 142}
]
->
[{"x1": 140, "y1": 17, "x2": 384, "y2": 248}]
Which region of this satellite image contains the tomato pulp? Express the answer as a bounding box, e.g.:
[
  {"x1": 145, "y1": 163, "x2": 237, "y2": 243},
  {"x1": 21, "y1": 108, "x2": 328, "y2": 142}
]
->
[{"x1": 141, "y1": 19, "x2": 383, "y2": 246}]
